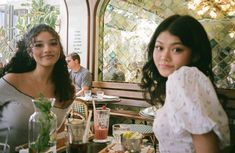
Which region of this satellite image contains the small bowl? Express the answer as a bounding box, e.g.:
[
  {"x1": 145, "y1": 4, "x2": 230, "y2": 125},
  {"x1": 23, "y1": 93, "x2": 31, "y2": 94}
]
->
[{"x1": 121, "y1": 134, "x2": 142, "y2": 153}]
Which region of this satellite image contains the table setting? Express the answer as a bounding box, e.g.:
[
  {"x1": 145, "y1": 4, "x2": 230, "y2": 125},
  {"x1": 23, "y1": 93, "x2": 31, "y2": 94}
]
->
[
  {"x1": 99, "y1": 130, "x2": 155, "y2": 153},
  {"x1": 91, "y1": 98, "x2": 155, "y2": 153},
  {"x1": 16, "y1": 95, "x2": 156, "y2": 153},
  {"x1": 139, "y1": 105, "x2": 160, "y2": 120},
  {"x1": 77, "y1": 90, "x2": 121, "y2": 104}
]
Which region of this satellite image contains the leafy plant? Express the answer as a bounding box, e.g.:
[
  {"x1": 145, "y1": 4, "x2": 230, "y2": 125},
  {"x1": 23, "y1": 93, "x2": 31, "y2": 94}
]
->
[
  {"x1": 29, "y1": 94, "x2": 56, "y2": 153},
  {"x1": 16, "y1": 0, "x2": 59, "y2": 35}
]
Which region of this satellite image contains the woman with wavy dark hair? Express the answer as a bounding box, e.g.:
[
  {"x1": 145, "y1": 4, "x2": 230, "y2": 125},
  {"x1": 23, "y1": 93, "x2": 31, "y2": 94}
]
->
[
  {"x1": 141, "y1": 15, "x2": 230, "y2": 153},
  {"x1": 0, "y1": 24, "x2": 75, "y2": 151}
]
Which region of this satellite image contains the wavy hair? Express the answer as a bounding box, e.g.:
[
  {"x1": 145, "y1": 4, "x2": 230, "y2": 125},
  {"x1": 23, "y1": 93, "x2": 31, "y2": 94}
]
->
[
  {"x1": 1, "y1": 24, "x2": 75, "y2": 104},
  {"x1": 140, "y1": 15, "x2": 213, "y2": 105}
]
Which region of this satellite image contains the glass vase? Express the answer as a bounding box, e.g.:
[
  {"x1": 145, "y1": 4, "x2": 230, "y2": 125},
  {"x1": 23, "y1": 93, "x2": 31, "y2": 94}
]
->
[{"x1": 28, "y1": 96, "x2": 57, "y2": 153}]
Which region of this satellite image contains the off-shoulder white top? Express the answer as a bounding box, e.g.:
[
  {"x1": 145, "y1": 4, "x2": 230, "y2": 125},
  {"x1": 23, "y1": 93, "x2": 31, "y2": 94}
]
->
[
  {"x1": 153, "y1": 66, "x2": 230, "y2": 153},
  {"x1": 0, "y1": 78, "x2": 70, "y2": 153}
]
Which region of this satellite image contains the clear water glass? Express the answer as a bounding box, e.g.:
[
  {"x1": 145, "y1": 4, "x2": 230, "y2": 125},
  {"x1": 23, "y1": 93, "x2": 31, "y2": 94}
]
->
[
  {"x1": 84, "y1": 90, "x2": 91, "y2": 100},
  {"x1": 112, "y1": 124, "x2": 130, "y2": 143},
  {"x1": 96, "y1": 91, "x2": 104, "y2": 99},
  {"x1": 0, "y1": 143, "x2": 10, "y2": 153},
  {"x1": 0, "y1": 122, "x2": 10, "y2": 153}
]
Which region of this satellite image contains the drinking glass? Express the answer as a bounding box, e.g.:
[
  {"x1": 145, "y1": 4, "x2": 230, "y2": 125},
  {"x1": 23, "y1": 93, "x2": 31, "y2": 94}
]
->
[
  {"x1": 0, "y1": 122, "x2": 10, "y2": 153},
  {"x1": 84, "y1": 90, "x2": 92, "y2": 100},
  {"x1": 66, "y1": 119, "x2": 88, "y2": 153},
  {"x1": 96, "y1": 91, "x2": 104, "y2": 99},
  {"x1": 0, "y1": 143, "x2": 10, "y2": 153},
  {"x1": 112, "y1": 124, "x2": 130, "y2": 143},
  {"x1": 93, "y1": 107, "x2": 110, "y2": 142}
]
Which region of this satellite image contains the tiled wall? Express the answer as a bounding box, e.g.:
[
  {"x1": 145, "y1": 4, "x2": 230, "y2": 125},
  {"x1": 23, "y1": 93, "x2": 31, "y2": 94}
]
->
[{"x1": 98, "y1": 0, "x2": 235, "y2": 89}]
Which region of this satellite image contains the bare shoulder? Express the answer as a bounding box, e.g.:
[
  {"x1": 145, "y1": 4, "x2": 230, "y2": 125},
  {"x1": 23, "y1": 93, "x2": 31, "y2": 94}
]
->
[{"x1": 4, "y1": 73, "x2": 29, "y2": 87}]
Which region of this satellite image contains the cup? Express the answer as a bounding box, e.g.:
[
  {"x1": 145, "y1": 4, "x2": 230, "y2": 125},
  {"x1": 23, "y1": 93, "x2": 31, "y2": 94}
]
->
[
  {"x1": 66, "y1": 119, "x2": 88, "y2": 153},
  {"x1": 84, "y1": 90, "x2": 92, "y2": 100},
  {"x1": 96, "y1": 91, "x2": 104, "y2": 99},
  {"x1": 93, "y1": 107, "x2": 110, "y2": 142},
  {"x1": 0, "y1": 143, "x2": 10, "y2": 153},
  {"x1": 121, "y1": 132, "x2": 143, "y2": 153},
  {"x1": 0, "y1": 122, "x2": 10, "y2": 153},
  {"x1": 112, "y1": 124, "x2": 130, "y2": 143}
]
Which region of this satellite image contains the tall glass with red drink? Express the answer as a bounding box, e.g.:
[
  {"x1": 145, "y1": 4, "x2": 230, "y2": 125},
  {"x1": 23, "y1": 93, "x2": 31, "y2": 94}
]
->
[{"x1": 93, "y1": 107, "x2": 110, "y2": 142}]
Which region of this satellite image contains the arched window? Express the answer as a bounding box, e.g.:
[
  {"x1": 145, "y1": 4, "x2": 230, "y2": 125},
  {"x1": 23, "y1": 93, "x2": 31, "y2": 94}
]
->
[{"x1": 95, "y1": 0, "x2": 159, "y2": 83}]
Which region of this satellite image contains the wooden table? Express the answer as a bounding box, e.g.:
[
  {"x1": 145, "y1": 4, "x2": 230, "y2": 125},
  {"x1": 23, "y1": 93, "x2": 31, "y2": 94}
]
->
[
  {"x1": 15, "y1": 132, "x2": 109, "y2": 153},
  {"x1": 57, "y1": 125, "x2": 155, "y2": 153},
  {"x1": 17, "y1": 129, "x2": 155, "y2": 153},
  {"x1": 99, "y1": 143, "x2": 155, "y2": 153},
  {"x1": 58, "y1": 139, "x2": 155, "y2": 153},
  {"x1": 57, "y1": 140, "x2": 108, "y2": 153}
]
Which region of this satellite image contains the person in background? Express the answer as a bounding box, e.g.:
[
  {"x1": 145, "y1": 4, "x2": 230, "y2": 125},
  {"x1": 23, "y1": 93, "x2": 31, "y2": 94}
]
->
[
  {"x1": 66, "y1": 52, "x2": 92, "y2": 96},
  {"x1": 140, "y1": 14, "x2": 230, "y2": 153},
  {"x1": 0, "y1": 24, "x2": 75, "y2": 152}
]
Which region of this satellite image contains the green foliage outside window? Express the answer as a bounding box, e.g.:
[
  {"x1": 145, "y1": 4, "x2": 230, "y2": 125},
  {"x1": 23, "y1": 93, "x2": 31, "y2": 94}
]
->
[
  {"x1": 0, "y1": 0, "x2": 59, "y2": 63},
  {"x1": 16, "y1": 0, "x2": 59, "y2": 35}
]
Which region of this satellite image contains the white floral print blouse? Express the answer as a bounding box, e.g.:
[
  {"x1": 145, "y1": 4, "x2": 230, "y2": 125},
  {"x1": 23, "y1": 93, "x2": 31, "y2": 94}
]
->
[{"x1": 153, "y1": 66, "x2": 230, "y2": 153}]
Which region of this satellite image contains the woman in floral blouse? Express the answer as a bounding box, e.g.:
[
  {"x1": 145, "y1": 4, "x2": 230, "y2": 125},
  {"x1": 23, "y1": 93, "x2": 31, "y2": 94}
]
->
[{"x1": 141, "y1": 14, "x2": 230, "y2": 153}]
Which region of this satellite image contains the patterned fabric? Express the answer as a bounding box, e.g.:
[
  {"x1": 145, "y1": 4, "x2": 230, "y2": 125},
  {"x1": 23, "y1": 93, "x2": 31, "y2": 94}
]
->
[
  {"x1": 72, "y1": 99, "x2": 88, "y2": 119},
  {"x1": 125, "y1": 124, "x2": 153, "y2": 135},
  {"x1": 153, "y1": 66, "x2": 230, "y2": 153},
  {"x1": 73, "y1": 102, "x2": 85, "y2": 118}
]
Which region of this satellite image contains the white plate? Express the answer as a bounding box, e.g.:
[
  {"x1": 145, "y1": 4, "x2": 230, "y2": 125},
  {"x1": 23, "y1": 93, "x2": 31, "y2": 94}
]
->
[
  {"x1": 102, "y1": 95, "x2": 119, "y2": 99},
  {"x1": 93, "y1": 136, "x2": 113, "y2": 143},
  {"x1": 76, "y1": 96, "x2": 92, "y2": 101},
  {"x1": 139, "y1": 112, "x2": 154, "y2": 120},
  {"x1": 139, "y1": 106, "x2": 157, "y2": 118}
]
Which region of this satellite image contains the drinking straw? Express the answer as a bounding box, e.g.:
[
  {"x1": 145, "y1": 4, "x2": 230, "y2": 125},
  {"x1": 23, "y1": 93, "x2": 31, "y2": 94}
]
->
[
  {"x1": 83, "y1": 110, "x2": 92, "y2": 143},
  {"x1": 92, "y1": 99, "x2": 96, "y2": 112},
  {"x1": 92, "y1": 99, "x2": 97, "y2": 122}
]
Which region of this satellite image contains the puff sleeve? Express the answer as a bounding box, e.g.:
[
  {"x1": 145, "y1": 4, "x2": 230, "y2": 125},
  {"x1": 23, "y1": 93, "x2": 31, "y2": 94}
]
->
[{"x1": 166, "y1": 66, "x2": 230, "y2": 148}]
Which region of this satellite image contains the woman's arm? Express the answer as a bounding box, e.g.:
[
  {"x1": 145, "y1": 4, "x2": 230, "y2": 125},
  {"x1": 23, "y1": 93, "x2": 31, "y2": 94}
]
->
[{"x1": 192, "y1": 131, "x2": 220, "y2": 153}]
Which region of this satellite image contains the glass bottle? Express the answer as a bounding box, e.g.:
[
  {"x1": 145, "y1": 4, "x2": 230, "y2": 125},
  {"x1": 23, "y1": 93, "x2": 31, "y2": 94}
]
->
[{"x1": 28, "y1": 95, "x2": 57, "y2": 153}]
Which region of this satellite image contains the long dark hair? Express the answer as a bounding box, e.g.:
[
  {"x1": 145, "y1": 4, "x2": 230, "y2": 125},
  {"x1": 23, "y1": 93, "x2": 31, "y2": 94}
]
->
[
  {"x1": 140, "y1": 14, "x2": 213, "y2": 105},
  {"x1": 1, "y1": 24, "x2": 75, "y2": 104}
]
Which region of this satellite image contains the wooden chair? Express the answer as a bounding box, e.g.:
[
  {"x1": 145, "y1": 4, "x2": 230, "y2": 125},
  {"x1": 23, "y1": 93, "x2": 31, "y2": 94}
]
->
[
  {"x1": 70, "y1": 98, "x2": 88, "y2": 120},
  {"x1": 91, "y1": 81, "x2": 152, "y2": 123}
]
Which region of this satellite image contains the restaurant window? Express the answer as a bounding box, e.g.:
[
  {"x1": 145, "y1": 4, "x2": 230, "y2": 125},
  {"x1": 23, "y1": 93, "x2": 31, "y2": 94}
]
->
[
  {"x1": 0, "y1": 0, "x2": 60, "y2": 64},
  {"x1": 96, "y1": 0, "x2": 235, "y2": 89},
  {"x1": 96, "y1": 0, "x2": 158, "y2": 83}
]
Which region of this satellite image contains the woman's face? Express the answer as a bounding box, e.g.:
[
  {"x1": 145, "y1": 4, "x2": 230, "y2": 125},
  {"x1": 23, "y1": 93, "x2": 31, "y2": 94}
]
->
[
  {"x1": 31, "y1": 31, "x2": 61, "y2": 68},
  {"x1": 153, "y1": 31, "x2": 191, "y2": 77}
]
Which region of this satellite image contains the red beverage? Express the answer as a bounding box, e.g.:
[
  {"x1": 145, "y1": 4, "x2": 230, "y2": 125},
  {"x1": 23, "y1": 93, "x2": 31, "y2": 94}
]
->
[
  {"x1": 94, "y1": 127, "x2": 108, "y2": 139},
  {"x1": 67, "y1": 143, "x2": 88, "y2": 153}
]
